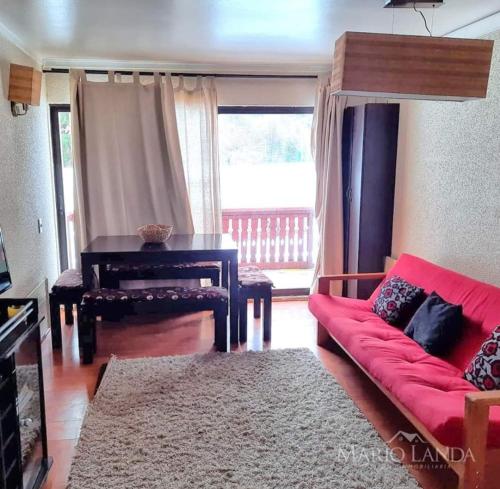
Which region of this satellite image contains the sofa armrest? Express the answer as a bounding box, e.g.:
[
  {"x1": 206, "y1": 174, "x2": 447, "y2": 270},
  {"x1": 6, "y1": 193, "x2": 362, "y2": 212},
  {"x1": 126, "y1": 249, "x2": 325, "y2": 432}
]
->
[
  {"x1": 462, "y1": 391, "x2": 500, "y2": 489},
  {"x1": 465, "y1": 390, "x2": 500, "y2": 407},
  {"x1": 318, "y1": 272, "x2": 386, "y2": 295}
]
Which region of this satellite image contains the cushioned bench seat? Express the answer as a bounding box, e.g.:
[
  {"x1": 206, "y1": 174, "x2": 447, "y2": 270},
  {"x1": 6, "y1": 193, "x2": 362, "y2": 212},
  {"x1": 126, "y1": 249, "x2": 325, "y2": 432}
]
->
[
  {"x1": 79, "y1": 286, "x2": 229, "y2": 364},
  {"x1": 50, "y1": 269, "x2": 89, "y2": 350},
  {"x1": 238, "y1": 266, "x2": 273, "y2": 343},
  {"x1": 106, "y1": 262, "x2": 220, "y2": 273},
  {"x1": 101, "y1": 262, "x2": 221, "y2": 288},
  {"x1": 52, "y1": 269, "x2": 85, "y2": 291},
  {"x1": 238, "y1": 266, "x2": 274, "y2": 287},
  {"x1": 82, "y1": 286, "x2": 228, "y2": 305}
]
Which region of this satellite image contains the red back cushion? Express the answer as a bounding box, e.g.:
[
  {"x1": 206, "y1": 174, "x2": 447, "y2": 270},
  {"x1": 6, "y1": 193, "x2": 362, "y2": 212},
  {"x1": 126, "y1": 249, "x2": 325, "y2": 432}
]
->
[{"x1": 370, "y1": 254, "x2": 500, "y2": 371}]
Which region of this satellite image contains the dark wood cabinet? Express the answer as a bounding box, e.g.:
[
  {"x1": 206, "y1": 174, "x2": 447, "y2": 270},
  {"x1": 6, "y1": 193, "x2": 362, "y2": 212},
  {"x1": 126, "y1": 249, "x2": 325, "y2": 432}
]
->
[
  {"x1": 342, "y1": 103, "x2": 399, "y2": 299},
  {"x1": 0, "y1": 299, "x2": 51, "y2": 489},
  {"x1": 0, "y1": 355, "x2": 20, "y2": 489}
]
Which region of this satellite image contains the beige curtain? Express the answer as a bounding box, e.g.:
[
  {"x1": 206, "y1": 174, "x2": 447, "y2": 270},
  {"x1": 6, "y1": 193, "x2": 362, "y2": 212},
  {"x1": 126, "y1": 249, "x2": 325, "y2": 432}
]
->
[
  {"x1": 311, "y1": 75, "x2": 348, "y2": 295},
  {"x1": 70, "y1": 70, "x2": 194, "y2": 255},
  {"x1": 174, "y1": 76, "x2": 222, "y2": 233}
]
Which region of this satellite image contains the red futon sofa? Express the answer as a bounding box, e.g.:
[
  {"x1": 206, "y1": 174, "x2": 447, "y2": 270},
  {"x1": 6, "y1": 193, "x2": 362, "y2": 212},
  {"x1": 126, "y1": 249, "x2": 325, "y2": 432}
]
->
[{"x1": 309, "y1": 253, "x2": 500, "y2": 489}]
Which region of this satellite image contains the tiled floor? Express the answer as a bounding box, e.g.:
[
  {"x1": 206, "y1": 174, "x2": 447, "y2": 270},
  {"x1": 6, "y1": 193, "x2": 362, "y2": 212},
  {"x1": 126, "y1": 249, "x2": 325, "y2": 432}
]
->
[{"x1": 42, "y1": 300, "x2": 458, "y2": 489}]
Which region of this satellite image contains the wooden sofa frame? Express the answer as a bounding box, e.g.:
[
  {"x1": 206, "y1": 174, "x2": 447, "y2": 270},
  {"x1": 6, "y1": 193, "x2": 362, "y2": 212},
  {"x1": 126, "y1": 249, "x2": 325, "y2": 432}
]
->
[{"x1": 317, "y1": 272, "x2": 500, "y2": 489}]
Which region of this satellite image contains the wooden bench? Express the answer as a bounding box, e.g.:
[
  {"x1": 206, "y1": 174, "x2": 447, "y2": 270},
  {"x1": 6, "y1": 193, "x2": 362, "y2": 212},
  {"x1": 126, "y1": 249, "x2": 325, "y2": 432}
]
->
[
  {"x1": 100, "y1": 262, "x2": 221, "y2": 288},
  {"x1": 49, "y1": 269, "x2": 87, "y2": 349},
  {"x1": 238, "y1": 266, "x2": 273, "y2": 343},
  {"x1": 79, "y1": 286, "x2": 229, "y2": 364}
]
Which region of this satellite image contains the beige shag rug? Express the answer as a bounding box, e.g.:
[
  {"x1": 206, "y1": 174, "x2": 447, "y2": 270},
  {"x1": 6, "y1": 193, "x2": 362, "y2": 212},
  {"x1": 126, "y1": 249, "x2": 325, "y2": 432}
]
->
[{"x1": 68, "y1": 349, "x2": 420, "y2": 489}]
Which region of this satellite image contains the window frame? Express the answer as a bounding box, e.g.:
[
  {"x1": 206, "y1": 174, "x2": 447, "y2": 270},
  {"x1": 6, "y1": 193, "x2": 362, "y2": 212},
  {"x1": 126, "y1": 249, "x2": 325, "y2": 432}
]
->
[
  {"x1": 218, "y1": 106, "x2": 314, "y2": 115},
  {"x1": 216, "y1": 105, "x2": 316, "y2": 170}
]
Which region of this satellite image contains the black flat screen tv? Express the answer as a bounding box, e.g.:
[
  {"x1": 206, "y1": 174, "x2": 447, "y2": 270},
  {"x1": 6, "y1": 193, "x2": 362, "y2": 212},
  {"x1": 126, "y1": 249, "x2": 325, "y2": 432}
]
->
[{"x1": 0, "y1": 228, "x2": 12, "y2": 295}]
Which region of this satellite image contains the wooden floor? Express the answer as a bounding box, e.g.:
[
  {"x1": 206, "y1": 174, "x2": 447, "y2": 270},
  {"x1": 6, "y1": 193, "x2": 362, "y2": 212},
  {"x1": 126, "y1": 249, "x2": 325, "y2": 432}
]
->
[{"x1": 42, "y1": 300, "x2": 457, "y2": 489}]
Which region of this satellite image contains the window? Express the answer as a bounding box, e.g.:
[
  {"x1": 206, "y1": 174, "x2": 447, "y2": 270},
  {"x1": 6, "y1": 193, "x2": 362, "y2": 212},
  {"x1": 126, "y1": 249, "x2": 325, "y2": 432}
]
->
[{"x1": 218, "y1": 106, "x2": 314, "y2": 209}]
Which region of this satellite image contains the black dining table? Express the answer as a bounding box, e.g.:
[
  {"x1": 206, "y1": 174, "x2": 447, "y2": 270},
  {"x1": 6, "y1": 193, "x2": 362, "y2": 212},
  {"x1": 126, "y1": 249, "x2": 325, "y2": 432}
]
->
[{"x1": 80, "y1": 234, "x2": 239, "y2": 343}]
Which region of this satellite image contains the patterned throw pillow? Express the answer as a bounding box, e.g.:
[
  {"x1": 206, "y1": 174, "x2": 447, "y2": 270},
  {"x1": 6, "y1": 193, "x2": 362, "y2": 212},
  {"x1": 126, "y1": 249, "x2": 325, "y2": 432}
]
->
[
  {"x1": 464, "y1": 326, "x2": 500, "y2": 391},
  {"x1": 372, "y1": 275, "x2": 425, "y2": 325}
]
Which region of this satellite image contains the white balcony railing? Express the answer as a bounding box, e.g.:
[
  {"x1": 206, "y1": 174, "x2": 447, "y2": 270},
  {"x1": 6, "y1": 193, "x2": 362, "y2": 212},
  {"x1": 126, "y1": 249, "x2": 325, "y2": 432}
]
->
[{"x1": 222, "y1": 208, "x2": 314, "y2": 269}]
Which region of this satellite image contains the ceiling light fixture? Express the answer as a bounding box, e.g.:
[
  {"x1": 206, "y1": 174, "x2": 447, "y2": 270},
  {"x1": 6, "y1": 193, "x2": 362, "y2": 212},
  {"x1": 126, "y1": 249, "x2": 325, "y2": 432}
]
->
[
  {"x1": 384, "y1": 0, "x2": 443, "y2": 7},
  {"x1": 330, "y1": 2, "x2": 494, "y2": 101}
]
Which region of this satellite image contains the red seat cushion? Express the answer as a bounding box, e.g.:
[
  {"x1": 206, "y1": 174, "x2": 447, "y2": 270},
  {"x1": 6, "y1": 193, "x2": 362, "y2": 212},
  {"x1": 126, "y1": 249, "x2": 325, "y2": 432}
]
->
[
  {"x1": 370, "y1": 254, "x2": 500, "y2": 372},
  {"x1": 309, "y1": 290, "x2": 500, "y2": 448},
  {"x1": 308, "y1": 293, "x2": 373, "y2": 329}
]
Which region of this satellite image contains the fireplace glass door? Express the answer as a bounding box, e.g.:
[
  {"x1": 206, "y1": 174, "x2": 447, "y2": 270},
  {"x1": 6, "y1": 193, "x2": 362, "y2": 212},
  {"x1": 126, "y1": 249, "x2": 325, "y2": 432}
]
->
[{"x1": 14, "y1": 326, "x2": 47, "y2": 489}]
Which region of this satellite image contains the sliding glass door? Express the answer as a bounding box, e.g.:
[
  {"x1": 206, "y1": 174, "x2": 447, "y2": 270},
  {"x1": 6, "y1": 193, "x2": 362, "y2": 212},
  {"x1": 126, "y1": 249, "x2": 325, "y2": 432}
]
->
[
  {"x1": 49, "y1": 105, "x2": 75, "y2": 271},
  {"x1": 218, "y1": 106, "x2": 317, "y2": 293}
]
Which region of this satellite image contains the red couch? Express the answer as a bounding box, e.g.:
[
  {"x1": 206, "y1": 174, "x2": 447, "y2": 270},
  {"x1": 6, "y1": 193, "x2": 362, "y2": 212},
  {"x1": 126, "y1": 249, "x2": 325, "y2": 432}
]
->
[{"x1": 309, "y1": 253, "x2": 500, "y2": 489}]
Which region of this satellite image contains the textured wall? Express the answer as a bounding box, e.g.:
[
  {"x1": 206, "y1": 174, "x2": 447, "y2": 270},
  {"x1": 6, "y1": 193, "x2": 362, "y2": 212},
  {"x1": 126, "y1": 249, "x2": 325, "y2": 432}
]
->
[
  {"x1": 45, "y1": 72, "x2": 70, "y2": 104},
  {"x1": 0, "y1": 37, "x2": 58, "y2": 297},
  {"x1": 392, "y1": 31, "x2": 500, "y2": 286}
]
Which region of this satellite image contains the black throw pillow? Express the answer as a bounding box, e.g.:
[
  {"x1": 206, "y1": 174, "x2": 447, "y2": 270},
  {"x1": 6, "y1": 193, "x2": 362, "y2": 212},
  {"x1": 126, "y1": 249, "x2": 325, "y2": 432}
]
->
[{"x1": 404, "y1": 291, "x2": 463, "y2": 356}]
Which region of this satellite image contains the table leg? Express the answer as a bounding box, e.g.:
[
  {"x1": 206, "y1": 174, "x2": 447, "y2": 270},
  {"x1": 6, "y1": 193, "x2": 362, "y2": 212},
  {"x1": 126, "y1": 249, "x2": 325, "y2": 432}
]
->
[
  {"x1": 81, "y1": 255, "x2": 93, "y2": 290},
  {"x1": 263, "y1": 288, "x2": 272, "y2": 342},
  {"x1": 98, "y1": 264, "x2": 117, "y2": 322},
  {"x1": 229, "y1": 256, "x2": 239, "y2": 343},
  {"x1": 221, "y1": 261, "x2": 228, "y2": 289},
  {"x1": 49, "y1": 294, "x2": 62, "y2": 349},
  {"x1": 239, "y1": 292, "x2": 247, "y2": 344},
  {"x1": 99, "y1": 264, "x2": 117, "y2": 288}
]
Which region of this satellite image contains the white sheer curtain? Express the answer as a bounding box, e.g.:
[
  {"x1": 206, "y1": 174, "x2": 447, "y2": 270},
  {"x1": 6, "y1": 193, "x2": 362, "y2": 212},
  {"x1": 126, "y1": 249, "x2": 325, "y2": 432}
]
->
[
  {"x1": 174, "y1": 76, "x2": 222, "y2": 234},
  {"x1": 311, "y1": 75, "x2": 348, "y2": 295},
  {"x1": 70, "y1": 70, "x2": 194, "y2": 255}
]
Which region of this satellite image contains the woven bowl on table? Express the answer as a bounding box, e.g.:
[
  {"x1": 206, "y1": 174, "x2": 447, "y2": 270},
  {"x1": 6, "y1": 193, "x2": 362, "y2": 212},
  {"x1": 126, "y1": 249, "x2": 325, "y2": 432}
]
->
[{"x1": 137, "y1": 224, "x2": 173, "y2": 243}]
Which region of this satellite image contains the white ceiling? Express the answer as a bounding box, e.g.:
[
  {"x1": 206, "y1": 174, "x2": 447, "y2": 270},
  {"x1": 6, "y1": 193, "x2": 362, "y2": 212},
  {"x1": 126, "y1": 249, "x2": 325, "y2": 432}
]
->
[{"x1": 0, "y1": 0, "x2": 499, "y2": 73}]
